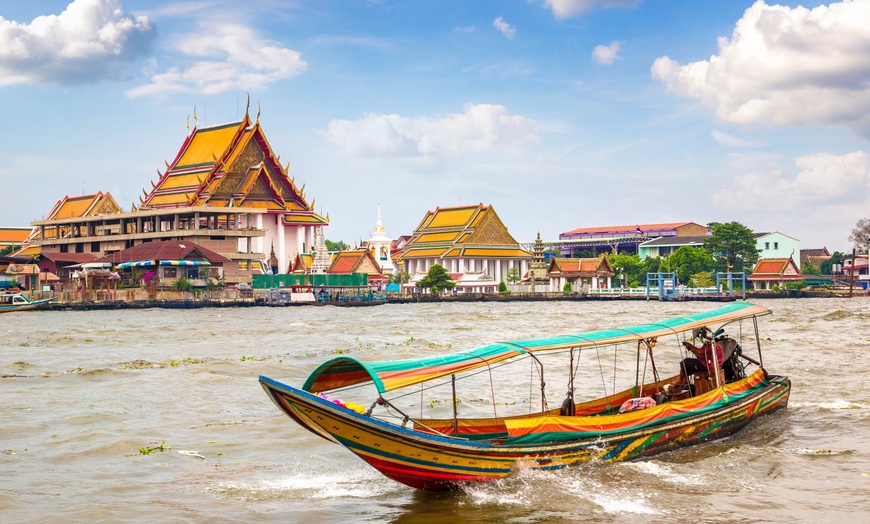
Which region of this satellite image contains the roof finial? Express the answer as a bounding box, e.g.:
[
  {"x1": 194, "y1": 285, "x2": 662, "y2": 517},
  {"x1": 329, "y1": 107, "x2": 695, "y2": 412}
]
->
[
  {"x1": 245, "y1": 93, "x2": 250, "y2": 120},
  {"x1": 256, "y1": 101, "x2": 261, "y2": 124},
  {"x1": 193, "y1": 105, "x2": 198, "y2": 125}
]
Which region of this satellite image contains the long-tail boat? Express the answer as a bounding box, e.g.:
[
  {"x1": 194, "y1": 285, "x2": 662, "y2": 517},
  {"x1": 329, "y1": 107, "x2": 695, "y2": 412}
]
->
[
  {"x1": 259, "y1": 302, "x2": 790, "y2": 491},
  {"x1": 0, "y1": 292, "x2": 56, "y2": 313}
]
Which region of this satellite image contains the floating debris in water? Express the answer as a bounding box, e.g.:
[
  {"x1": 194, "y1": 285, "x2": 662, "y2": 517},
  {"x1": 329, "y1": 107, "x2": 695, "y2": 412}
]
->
[{"x1": 178, "y1": 450, "x2": 207, "y2": 460}]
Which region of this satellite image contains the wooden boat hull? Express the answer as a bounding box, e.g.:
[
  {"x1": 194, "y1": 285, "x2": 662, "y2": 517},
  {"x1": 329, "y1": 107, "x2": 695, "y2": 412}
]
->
[
  {"x1": 0, "y1": 296, "x2": 56, "y2": 313},
  {"x1": 259, "y1": 373, "x2": 790, "y2": 491}
]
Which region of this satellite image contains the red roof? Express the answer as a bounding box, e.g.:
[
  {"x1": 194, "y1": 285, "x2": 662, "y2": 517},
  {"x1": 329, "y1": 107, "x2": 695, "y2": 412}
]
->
[
  {"x1": 94, "y1": 240, "x2": 231, "y2": 264},
  {"x1": 562, "y1": 222, "x2": 693, "y2": 235}
]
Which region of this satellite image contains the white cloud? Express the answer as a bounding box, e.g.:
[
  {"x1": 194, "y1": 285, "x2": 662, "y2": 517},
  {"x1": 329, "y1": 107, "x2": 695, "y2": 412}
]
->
[
  {"x1": 592, "y1": 41, "x2": 621, "y2": 65},
  {"x1": 127, "y1": 22, "x2": 306, "y2": 97},
  {"x1": 652, "y1": 0, "x2": 870, "y2": 138},
  {"x1": 720, "y1": 150, "x2": 870, "y2": 210},
  {"x1": 711, "y1": 130, "x2": 755, "y2": 148},
  {"x1": 319, "y1": 103, "x2": 539, "y2": 159},
  {"x1": 493, "y1": 17, "x2": 516, "y2": 40},
  {"x1": 545, "y1": 0, "x2": 640, "y2": 19},
  {"x1": 0, "y1": 0, "x2": 155, "y2": 86},
  {"x1": 453, "y1": 26, "x2": 476, "y2": 34}
]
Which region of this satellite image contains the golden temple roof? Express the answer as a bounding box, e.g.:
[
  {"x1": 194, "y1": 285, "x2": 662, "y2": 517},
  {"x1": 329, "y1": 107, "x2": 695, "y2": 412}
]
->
[
  {"x1": 398, "y1": 204, "x2": 531, "y2": 261},
  {"x1": 141, "y1": 108, "x2": 327, "y2": 226}
]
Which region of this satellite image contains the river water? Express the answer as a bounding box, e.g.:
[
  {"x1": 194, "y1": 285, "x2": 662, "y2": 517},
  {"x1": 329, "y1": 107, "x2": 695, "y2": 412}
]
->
[{"x1": 2, "y1": 298, "x2": 869, "y2": 523}]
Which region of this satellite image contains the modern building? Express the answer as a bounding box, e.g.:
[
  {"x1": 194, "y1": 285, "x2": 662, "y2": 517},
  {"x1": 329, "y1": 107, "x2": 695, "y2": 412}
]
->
[
  {"x1": 754, "y1": 232, "x2": 800, "y2": 266},
  {"x1": 637, "y1": 235, "x2": 709, "y2": 259},
  {"x1": 399, "y1": 204, "x2": 531, "y2": 293},
  {"x1": 559, "y1": 222, "x2": 709, "y2": 255}
]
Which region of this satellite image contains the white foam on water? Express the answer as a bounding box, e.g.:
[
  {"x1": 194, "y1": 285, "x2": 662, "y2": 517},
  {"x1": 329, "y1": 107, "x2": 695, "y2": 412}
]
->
[
  {"x1": 790, "y1": 399, "x2": 868, "y2": 410},
  {"x1": 563, "y1": 475, "x2": 664, "y2": 516},
  {"x1": 621, "y1": 461, "x2": 704, "y2": 486}
]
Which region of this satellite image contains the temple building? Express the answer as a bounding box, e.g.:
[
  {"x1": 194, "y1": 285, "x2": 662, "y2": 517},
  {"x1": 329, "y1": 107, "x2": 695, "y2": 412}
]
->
[
  {"x1": 545, "y1": 255, "x2": 615, "y2": 292},
  {"x1": 24, "y1": 106, "x2": 326, "y2": 287},
  {"x1": 367, "y1": 205, "x2": 394, "y2": 274},
  {"x1": 399, "y1": 204, "x2": 532, "y2": 293}
]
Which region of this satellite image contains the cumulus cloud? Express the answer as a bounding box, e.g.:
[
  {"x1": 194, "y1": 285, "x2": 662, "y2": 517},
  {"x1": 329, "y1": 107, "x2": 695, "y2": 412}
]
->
[
  {"x1": 319, "y1": 103, "x2": 539, "y2": 158},
  {"x1": 592, "y1": 41, "x2": 621, "y2": 65},
  {"x1": 721, "y1": 151, "x2": 870, "y2": 210},
  {"x1": 545, "y1": 0, "x2": 640, "y2": 19},
  {"x1": 127, "y1": 22, "x2": 306, "y2": 97},
  {"x1": 0, "y1": 0, "x2": 155, "y2": 86},
  {"x1": 493, "y1": 17, "x2": 516, "y2": 40},
  {"x1": 652, "y1": 0, "x2": 870, "y2": 138}
]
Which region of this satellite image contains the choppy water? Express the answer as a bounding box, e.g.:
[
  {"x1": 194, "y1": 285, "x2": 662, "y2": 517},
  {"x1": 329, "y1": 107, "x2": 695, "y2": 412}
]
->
[{"x1": 2, "y1": 298, "x2": 869, "y2": 523}]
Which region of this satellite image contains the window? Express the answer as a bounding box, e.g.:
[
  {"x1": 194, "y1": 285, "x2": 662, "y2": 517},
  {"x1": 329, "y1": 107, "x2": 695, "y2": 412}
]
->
[
  {"x1": 60, "y1": 244, "x2": 68, "y2": 253},
  {"x1": 774, "y1": 242, "x2": 779, "y2": 250},
  {"x1": 765, "y1": 242, "x2": 769, "y2": 250},
  {"x1": 238, "y1": 260, "x2": 249, "y2": 270},
  {"x1": 163, "y1": 267, "x2": 177, "y2": 278},
  {"x1": 75, "y1": 243, "x2": 84, "y2": 253},
  {"x1": 91, "y1": 242, "x2": 100, "y2": 252}
]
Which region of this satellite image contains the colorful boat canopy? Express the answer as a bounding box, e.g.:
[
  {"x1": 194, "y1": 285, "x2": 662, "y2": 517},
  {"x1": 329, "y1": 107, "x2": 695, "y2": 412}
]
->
[
  {"x1": 303, "y1": 302, "x2": 771, "y2": 394},
  {"x1": 116, "y1": 260, "x2": 210, "y2": 269}
]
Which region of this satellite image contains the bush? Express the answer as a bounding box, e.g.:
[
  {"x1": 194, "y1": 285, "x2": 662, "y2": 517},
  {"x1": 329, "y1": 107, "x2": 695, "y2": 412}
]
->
[
  {"x1": 498, "y1": 280, "x2": 508, "y2": 293},
  {"x1": 173, "y1": 277, "x2": 192, "y2": 292},
  {"x1": 563, "y1": 281, "x2": 572, "y2": 293}
]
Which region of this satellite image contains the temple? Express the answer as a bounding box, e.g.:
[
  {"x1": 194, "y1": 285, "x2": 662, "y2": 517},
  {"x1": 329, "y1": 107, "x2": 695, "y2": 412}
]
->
[
  {"x1": 24, "y1": 105, "x2": 326, "y2": 287},
  {"x1": 399, "y1": 204, "x2": 531, "y2": 293}
]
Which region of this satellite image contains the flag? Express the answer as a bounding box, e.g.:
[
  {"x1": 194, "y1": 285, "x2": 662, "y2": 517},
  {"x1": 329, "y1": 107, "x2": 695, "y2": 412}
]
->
[{"x1": 636, "y1": 225, "x2": 644, "y2": 236}]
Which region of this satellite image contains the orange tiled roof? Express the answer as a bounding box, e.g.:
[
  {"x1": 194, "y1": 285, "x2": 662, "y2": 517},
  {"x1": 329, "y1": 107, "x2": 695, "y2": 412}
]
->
[{"x1": 0, "y1": 227, "x2": 33, "y2": 245}]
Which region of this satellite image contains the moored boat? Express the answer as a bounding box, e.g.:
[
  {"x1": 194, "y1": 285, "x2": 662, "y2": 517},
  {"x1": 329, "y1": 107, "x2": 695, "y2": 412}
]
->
[
  {"x1": 0, "y1": 293, "x2": 57, "y2": 313},
  {"x1": 260, "y1": 302, "x2": 790, "y2": 491}
]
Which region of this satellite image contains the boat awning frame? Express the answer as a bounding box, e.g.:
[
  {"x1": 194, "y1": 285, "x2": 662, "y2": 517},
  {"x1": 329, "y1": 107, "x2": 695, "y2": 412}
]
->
[{"x1": 302, "y1": 302, "x2": 771, "y2": 395}]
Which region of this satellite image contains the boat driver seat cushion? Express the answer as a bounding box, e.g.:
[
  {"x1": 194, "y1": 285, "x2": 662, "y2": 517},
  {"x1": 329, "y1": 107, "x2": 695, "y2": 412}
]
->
[{"x1": 618, "y1": 397, "x2": 657, "y2": 413}]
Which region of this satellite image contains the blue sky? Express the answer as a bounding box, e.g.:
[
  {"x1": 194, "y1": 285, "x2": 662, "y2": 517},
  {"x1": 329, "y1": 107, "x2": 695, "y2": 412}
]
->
[{"x1": 1, "y1": 0, "x2": 868, "y2": 252}]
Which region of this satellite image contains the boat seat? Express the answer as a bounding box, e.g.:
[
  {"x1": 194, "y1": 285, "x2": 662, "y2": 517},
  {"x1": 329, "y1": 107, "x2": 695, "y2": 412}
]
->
[{"x1": 692, "y1": 368, "x2": 726, "y2": 395}]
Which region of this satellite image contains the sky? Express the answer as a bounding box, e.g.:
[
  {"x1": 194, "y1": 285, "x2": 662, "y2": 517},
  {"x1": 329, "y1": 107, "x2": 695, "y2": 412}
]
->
[{"x1": 1, "y1": 0, "x2": 868, "y2": 252}]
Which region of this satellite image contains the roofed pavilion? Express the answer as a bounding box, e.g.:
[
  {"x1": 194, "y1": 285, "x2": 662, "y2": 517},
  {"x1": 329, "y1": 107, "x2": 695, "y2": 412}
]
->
[{"x1": 399, "y1": 204, "x2": 531, "y2": 292}]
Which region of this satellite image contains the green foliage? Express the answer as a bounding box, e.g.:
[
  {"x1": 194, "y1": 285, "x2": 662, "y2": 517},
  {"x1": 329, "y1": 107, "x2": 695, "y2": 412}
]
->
[
  {"x1": 325, "y1": 239, "x2": 349, "y2": 252},
  {"x1": 387, "y1": 271, "x2": 410, "y2": 285},
  {"x1": 669, "y1": 246, "x2": 715, "y2": 284},
  {"x1": 801, "y1": 259, "x2": 821, "y2": 276},
  {"x1": 505, "y1": 266, "x2": 521, "y2": 284},
  {"x1": 498, "y1": 280, "x2": 508, "y2": 293},
  {"x1": 848, "y1": 217, "x2": 870, "y2": 253},
  {"x1": 784, "y1": 280, "x2": 806, "y2": 290},
  {"x1": 562, "y1": 281, "x2": 572, "y2": 293},
  {"x1": 417, "y1": 264, "x2": 455, "y2": 293},
  {"x1": 690, "y1": 271, "x2": 715, "y2": 287},
  {"x1": 703, "y1": 221, "x2": 760, "y2": 273},
  {"x1": 172, "y1": 276, "x2": 192, "y2": 291},
  {"x1": 610, "y1": 253, "x2": 644, "y2": 287},
  {"x1": 821, "y1": 251, "x2": 845, "y2": 275},
  {"x1": 0, "y1": 246, "x2": 14, "y2": 257}
]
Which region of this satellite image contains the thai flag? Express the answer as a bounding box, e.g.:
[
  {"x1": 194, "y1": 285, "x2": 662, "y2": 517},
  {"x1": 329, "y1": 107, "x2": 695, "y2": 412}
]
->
[{"x1": 636, "y1": 226, "x2": 644, "y2": 236}]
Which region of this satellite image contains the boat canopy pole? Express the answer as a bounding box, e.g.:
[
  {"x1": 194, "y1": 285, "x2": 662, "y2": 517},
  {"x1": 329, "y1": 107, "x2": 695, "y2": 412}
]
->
[
  {"x1": 753, "y1": 315, "x2": 765, "y2": 371},
  {"x1": 451, "y1": 374, "x2": 458, "y2": 436},
  {"x1": 527, "y1": 353, "x2": 548, "y2": 413}
]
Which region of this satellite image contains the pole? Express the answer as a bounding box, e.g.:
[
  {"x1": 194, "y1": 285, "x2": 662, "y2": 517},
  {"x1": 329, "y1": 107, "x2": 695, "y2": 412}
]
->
[{"x1": 849, "y1": 248, "x2": 856, "y2": 298}]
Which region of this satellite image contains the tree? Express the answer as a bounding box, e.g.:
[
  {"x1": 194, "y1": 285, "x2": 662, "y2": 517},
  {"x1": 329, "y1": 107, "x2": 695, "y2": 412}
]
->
[
  {"x1": 703, "y1": 221, "x2": 760, "y2": 273},
  {"x1": 325, "y1": 239, "x2": 349, "y2": 252},
  {"x1": 669, "y1": 246, "x2": 715, "y2": 285},
  {"x1": 505, "y1": 267, "x2": 521, "y2": 284},
  {"x1": 609, "y1": 253, "x2": 644, "y2": 287},
  {"x1": 416, "y1": 264, "x2": 455, "y2": 294},
  {"x1": 848, "y1": 217, "x2": 870, "y2": 253},
  {"x1": 387, "y1": 271, "x2": 410, "y2": 285},
  {"x1": 820, "y1": 251, "x2": 845, "y2": 276},
  {"x1": 562, "y1": 281, "x2": 572, "y2": 292},
  {"x1": 498, "y1": 280, "x2": 508, "y2": 293},
  {"x1": 801, "y1": 259, "x2": 821, "y2": 276}
]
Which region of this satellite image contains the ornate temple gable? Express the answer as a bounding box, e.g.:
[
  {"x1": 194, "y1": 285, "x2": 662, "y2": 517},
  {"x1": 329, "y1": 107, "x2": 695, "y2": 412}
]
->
[
  {"x1": 355, "y1": 253, "x2": 381, "y2": 274},
  {"x1": 465, "y1": 208, "x2": 519, "y2": 246},
  {"x1": 210, "y1": 173, "x2": 245, "y2": 197},
  {"x1": 91, "y1": 193, "x2": 121, "y2": 216},
  {"x1": 228, "y1": 138, "x2": 265, "y2": 175}
]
